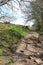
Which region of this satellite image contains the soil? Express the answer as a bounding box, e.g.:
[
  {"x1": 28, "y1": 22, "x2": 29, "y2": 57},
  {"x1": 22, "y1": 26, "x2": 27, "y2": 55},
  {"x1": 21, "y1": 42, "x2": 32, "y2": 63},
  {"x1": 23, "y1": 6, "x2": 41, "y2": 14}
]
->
[
  {"x1": 14, "y1": 32, "x2": 43, "y2": 65},
  {"x1": 0, "y1": 32, "x2": 43, "y2": 65}
]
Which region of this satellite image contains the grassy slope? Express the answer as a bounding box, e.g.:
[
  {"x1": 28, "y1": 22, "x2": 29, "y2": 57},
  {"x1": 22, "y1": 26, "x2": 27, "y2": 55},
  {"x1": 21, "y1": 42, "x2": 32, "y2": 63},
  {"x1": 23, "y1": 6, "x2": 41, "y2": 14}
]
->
[{"x1": 0, "y1": 23, "x2": 29, "y2": 55}]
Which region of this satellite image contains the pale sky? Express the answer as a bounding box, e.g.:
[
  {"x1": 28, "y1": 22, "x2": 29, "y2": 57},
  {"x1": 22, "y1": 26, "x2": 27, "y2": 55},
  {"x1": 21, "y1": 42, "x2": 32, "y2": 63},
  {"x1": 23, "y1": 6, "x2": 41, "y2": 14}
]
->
[{"x1": 0, "y1": 0, "x2": 34, "y2": 26}]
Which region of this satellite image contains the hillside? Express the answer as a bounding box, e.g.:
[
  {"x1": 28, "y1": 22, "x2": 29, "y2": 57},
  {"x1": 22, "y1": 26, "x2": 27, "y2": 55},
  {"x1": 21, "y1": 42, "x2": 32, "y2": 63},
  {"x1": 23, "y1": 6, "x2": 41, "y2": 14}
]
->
[
  {"x1": 0, "y1": 23, "x2": 29, "y2": 56},
  {"x1": 0, "y1": 23, "x2": 43, "y2": 65}
]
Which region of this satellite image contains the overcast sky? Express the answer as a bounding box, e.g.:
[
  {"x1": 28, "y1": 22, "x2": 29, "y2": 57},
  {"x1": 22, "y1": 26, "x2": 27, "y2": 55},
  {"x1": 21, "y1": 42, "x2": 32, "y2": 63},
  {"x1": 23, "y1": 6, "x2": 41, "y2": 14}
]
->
[{"x1": 0, "y1": 0, "x2": 34, "y2": 26}]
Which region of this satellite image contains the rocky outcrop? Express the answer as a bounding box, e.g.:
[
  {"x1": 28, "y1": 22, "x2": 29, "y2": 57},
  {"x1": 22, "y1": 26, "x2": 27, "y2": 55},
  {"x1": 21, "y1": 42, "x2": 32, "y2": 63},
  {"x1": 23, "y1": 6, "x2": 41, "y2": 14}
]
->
[{"x1": 15, "y1": 32, "x2": 43, "y2": 65}]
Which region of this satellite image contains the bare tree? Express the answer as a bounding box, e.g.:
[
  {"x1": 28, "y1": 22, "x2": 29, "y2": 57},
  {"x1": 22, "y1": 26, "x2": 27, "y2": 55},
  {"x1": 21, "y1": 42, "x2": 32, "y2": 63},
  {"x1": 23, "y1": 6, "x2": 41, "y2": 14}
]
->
[
  {"x1": 19, "y1": 0, "x2": 35, "y2": 24},
  {"x1": 0, "y1": 0, "x2": 11, "y2": 6},
  {"x1": 0, "y1": 0, "x2": 34, "y2": 23},
  {"x1": 0, "y1": 0, "x2": 21, "y2": 21}
]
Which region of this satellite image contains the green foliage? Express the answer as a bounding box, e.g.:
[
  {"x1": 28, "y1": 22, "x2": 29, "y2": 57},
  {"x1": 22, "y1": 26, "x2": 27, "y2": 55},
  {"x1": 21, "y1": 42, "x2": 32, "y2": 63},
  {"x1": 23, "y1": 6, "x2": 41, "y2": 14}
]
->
[
  {"x1": 34, "y1": 21, "x2": 41, "y2": 31},
  {"x1": 5, "y1": 57, "x2": 14, "y2": 65},
  {"x1": 32, "y1": 0, "x2": 43, "y2": 32},
  {"x1": 0, "y1": 49, "x2": 3, "y2": 55},
  {"x1": 0, "y1": 23, "x2": 29, "y2": 55}
]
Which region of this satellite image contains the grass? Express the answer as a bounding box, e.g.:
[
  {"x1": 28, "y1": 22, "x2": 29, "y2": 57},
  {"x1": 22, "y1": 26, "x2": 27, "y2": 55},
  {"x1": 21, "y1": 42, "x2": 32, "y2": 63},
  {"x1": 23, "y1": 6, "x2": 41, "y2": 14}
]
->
[
  {"x1": 5, "y1": 57, "x2": 14, "y2": 65},
  {"x1": 0, "y1": 23, "x2": 29, "y2": 65},
  {"x1": 0, "y1": 56, "x2": 13, "y2": 65},
  {"x1": 0, "y1": 23, "x2": 30, "y2": 65},
  {"x1": 0, "y1": 23, "x2": 29, "y2": 35},
  {"x1": 0, "y1": 23, "x2": 29, "y2": 55},
  {"x1": 0, "y1": 49, "x2": 3, "y2": 55}
]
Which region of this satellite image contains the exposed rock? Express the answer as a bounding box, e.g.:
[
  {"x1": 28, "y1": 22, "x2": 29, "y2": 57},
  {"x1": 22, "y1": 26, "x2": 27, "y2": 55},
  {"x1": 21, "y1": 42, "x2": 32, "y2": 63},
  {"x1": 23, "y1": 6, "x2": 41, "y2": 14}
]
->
[
  {"x1": 34, "y1": 58, "x2": 42, "y2": 64},
  {"x1": 25, "y1": 32, "x2": 39, "y2": 39},
  {"x1": 13, "y1": 32, "x2": 43, "y2": 65},
  {"x1": 16, "y1": 42, "x2": 26, "y2": 53}
]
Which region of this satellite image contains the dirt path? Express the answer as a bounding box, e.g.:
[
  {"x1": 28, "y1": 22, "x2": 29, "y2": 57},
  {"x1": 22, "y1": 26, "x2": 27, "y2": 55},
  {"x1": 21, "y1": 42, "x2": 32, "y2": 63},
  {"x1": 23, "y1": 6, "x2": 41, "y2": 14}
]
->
[
  {"x1": 0, "y1": 32, "x2": 43, "y2": 65},
  {"x1": 12, "y1": 32, "x2": 43, "y2": 65}
]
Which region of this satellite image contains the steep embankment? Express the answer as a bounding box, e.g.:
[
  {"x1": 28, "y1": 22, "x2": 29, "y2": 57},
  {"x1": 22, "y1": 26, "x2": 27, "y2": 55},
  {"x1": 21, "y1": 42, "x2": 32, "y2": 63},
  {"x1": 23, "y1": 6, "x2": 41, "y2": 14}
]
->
[
  {"x1": 0, "y1": 23, "x2": 29, "y2": 55},
  {"x1": 0, "y1": 23, "x2": 43, "y2": 65}
]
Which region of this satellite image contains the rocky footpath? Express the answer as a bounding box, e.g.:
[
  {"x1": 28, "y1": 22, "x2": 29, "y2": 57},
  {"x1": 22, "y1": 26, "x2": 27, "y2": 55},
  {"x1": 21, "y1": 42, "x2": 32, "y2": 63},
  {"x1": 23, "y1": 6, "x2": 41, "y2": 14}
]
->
[
  {"x1": 13, "y1": 32, "x2": 43, "y2": 65},
  {"x1": 0, "y1": 32, "x2": 43, "y2": 65}
]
